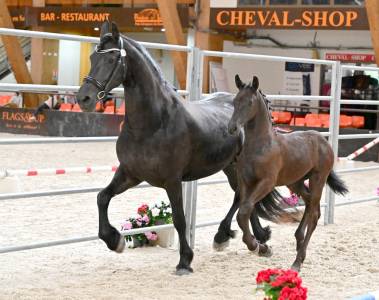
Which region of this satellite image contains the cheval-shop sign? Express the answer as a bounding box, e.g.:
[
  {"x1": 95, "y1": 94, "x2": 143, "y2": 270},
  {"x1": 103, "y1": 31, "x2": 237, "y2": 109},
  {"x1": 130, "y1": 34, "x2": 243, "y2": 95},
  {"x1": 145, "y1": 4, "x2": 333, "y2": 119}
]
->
[{"x1": 210, "y1": 7, "x2": 368, "y2": 30}]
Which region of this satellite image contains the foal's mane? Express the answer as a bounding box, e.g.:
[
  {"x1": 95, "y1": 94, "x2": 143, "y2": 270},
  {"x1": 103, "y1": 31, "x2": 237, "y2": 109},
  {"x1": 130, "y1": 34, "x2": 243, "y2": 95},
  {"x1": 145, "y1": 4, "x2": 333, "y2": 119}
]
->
[{"x1": 258, "y1": 90, "x2": 274, "y2": 125}]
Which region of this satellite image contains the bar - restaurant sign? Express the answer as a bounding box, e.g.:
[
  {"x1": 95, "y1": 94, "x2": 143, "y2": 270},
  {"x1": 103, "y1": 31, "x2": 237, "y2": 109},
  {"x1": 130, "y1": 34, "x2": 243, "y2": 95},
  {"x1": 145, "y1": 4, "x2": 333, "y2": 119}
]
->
[
  {"x1": 10, "y1": 6, "x2": 188, "y2": 28},
  {"x1": 210, "y1": 7, "x2": 368, "y2": 30}
]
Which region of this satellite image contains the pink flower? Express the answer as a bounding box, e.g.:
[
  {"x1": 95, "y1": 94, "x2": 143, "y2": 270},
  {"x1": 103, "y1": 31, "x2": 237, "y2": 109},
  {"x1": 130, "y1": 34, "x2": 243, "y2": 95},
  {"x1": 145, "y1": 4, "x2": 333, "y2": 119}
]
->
[
  {"x1": 136, "y1": 220, "x2": 142, "y2": 227},
  {"x1": 121, "y1": 220, "x2": 132, "y2": 230},
  {"x1": 283, "y1": 194, "x2": 299, "y2": 206},
  {"x1": 145, "y1": 231, "x2": 158, "y2": 241},
  {"x1": 142, "y1": 214, "x2": 150, "y2": 224}
]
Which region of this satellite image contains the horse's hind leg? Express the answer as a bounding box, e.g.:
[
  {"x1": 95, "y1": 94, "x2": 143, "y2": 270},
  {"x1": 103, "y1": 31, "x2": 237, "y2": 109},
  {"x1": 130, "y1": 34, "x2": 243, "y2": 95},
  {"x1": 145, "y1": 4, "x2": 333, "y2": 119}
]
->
[
  {"x1": 213, "y1": 190, "x2": 239, "y2": 251},
  {"x1": 214, "y1": 165, "x2": 270, "y2": 250},
  {"x1": 98, "y1": 166, "x2": 141, "y2": 252},
  {"x1": 291, "y1": 174, "x2": 324, "y2": 271}
]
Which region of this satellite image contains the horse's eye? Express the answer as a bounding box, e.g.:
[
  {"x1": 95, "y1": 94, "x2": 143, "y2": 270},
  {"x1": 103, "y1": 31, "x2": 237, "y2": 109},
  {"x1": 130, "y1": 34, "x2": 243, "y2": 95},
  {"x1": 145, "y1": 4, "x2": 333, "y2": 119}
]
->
[{"x1": 108, "y1": 58, "x2": 115, "y2": 64}]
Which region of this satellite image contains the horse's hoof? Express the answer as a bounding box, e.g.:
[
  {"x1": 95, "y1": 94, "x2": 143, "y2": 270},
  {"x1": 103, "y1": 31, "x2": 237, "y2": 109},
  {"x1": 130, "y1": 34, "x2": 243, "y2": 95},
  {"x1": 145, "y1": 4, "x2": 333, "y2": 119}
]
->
[
  {"x1": 229, "y1": 230, "x2": 238, "y2": 239},
  {"x1": 259, "y1": 245, "x2": 273, "y2": 258},
  {"x1": 175, "y1": 267, "x2": 193, "y2": 276},
  {"x1": 213, "y1": 239, "x2": 230, "y2": 252},
  {"x1": 115, "y1": 236, "x2": 126, "y2": 253}
]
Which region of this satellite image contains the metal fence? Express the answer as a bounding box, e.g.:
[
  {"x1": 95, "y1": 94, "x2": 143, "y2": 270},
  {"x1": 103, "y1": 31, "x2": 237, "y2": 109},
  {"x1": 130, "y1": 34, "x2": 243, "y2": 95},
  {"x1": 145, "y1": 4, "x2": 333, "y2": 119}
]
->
[{"x1": 0, "y1": 28, "x2": 378, "y2": 254}]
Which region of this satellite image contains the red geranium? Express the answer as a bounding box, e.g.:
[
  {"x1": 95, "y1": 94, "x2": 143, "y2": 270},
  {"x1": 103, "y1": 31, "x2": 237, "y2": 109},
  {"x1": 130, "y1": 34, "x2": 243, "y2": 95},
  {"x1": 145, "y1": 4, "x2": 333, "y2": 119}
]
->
[
  {"x1": 137, "y1": 203, "x2": 149, "y2": 215},
  {"x1": 256, "y1": 268, "x2": 307, "y2": 300}
]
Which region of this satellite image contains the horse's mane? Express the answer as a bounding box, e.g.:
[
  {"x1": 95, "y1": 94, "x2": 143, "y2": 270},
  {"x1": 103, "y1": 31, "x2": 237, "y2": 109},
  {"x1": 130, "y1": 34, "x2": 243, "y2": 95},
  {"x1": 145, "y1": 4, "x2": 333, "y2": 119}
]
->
[
  {"x1": 121, "y1": 35, "x2": 178, "y2": 93},
  {"x1": 258, "y1": 89, "x2": 274, "y2": 125}
]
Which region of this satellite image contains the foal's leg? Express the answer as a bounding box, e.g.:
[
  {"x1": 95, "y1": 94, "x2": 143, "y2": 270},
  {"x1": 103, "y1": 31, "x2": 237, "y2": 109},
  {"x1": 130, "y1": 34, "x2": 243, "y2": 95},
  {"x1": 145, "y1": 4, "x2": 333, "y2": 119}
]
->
[
  {"x1": 291, "y1": 174, "x2": 324, "y2": 271},
  {"x1": 165, "y1": 181, "x2": 194, "y2": 275},
  {"x1": 98, "y1": 166, "x2": 141, "y2": 252},
  {"x1": 288, "y1": 181, "x2": 311, "y2": 251},
  {"x1": 237, "y1": 180, "x2": 274, "y2": 257},
  {"x1": 214, "y1": 165, "x2": 270, "y2": 250}
]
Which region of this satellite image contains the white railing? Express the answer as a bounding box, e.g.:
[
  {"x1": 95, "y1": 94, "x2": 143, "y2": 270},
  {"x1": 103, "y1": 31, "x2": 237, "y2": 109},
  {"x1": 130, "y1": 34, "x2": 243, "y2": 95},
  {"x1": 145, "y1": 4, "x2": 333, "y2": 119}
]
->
[{"x1": 0, "y1": 28, "x2": 378, "y2": 254}]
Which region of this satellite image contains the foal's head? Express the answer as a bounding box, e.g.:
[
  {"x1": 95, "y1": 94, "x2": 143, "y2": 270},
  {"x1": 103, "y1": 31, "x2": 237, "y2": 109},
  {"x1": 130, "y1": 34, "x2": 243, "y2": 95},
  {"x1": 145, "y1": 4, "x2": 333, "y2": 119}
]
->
[
  {"x1": 228, "y1": 75, "x2": 260, "y2": 135},
  {"x1": 77, "y1": 21, "x2": 127, "y2": 112}
]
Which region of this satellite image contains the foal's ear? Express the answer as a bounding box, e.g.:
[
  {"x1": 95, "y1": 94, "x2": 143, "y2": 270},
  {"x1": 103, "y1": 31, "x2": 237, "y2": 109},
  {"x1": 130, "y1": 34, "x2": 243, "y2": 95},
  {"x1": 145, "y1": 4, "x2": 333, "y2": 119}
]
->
[
  {"x1": 252, "y1": 76, "x2": 259, "y2": 90},
  {"x1": 235, "y1": 74, "x2": 244, "y2": 90},
  {"x1": 100, "y1": 21, "x2": 120, "y2": 41}
]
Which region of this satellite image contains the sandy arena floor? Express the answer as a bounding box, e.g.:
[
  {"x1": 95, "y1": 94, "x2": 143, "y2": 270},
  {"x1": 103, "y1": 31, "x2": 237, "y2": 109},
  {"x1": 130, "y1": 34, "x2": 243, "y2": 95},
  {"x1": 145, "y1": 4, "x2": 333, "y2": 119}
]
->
[{"x1": 0, "y1": 132, "x2": 378, "y2": 300}]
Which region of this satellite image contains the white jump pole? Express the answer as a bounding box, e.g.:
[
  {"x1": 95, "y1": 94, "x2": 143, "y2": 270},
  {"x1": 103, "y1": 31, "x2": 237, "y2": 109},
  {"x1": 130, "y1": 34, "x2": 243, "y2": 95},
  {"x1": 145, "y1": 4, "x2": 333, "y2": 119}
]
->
[{"x1": 345, "y1": 137, "x2": 379, "y2": 160}]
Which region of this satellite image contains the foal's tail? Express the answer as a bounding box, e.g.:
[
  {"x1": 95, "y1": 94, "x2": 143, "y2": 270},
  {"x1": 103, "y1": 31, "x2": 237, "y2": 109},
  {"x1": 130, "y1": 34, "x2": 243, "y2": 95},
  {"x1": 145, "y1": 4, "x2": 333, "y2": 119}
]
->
[
  {"x1": 326, "y1": 170, "x2": 349, "y2": 195},
  {"x1": 255, "y1": 188, "x2": 303, "y2": 224}
]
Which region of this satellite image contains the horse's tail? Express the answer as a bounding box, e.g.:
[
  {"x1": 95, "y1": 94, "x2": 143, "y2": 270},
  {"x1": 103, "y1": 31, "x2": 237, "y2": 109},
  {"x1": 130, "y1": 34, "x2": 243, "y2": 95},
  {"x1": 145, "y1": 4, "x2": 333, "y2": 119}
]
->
[
  {"x1": 326, "y1": 170, "x2": 349, "y2": 195},
  {"x1": 255, "y1": 188, "x2": 303, "y2": 224}
]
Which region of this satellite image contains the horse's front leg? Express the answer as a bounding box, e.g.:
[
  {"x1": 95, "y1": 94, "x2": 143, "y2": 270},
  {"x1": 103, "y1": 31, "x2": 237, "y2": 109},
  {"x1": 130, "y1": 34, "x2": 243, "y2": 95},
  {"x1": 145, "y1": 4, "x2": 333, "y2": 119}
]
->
[
  {"x1": 165, "y1": 181, "x2": 194, "y2": 275},
  {"x1": 237, "y1": 180, "x2": 274, "y2": 257},
  {"x1": 98, "y1": 166, "x2": 141, "y2": 252}
]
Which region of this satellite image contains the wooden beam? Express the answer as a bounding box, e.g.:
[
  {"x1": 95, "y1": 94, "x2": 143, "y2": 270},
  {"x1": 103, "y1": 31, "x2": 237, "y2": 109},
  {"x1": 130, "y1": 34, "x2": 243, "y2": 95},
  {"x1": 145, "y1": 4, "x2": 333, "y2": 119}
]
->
[
  {"x1": 0, "y1": 1, "x2": 38, "y2": 107},
  {"x1": 31, "y1": 0, "x2": 44, "y2": 84},
  {"x1": 195, "y1": 0, "x2": 223, "y2": 93},
  {"x1": 79, "y1": 42, "x2": 92, "y2": 84},
  {"x1": 366, "y1": 0, "x2": 379, "y2": 66},
  {"x1": 156, "y1": 0, "x2": 187, "y2": 89}
]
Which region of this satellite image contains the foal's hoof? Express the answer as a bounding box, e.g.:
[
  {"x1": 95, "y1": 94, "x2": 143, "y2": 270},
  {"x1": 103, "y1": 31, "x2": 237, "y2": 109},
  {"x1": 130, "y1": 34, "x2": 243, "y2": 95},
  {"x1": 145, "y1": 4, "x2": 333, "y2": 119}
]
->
[
  {"x1": 115, "y1": 236, "x2": 126, "y2": 253},
  {"x1": 259, "y1": 245, "x2": 273, "y2": 258},
  {"x1": 213, "y1": 239, "x2": 230, "y2": 252},
  {"x1": 250, "y1": 243, "x2": 273, "y2": 258},
  {"x1": 175, "y1": 267, "x2": 193, "y2": 276},
  {"x1": 229, "y1": 229, "x2": 238, "y2": 239}
]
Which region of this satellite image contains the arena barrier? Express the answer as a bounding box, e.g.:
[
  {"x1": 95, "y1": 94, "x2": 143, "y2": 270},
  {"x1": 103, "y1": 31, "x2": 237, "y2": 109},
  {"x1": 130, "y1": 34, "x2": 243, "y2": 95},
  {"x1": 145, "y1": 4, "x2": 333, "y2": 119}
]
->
[
  {"x1": 0, "y1": 164, "x2": 119, "y2": 178},
  {"x1": 350, "y1": 291, "x2": 379, "y2": 300},
  {"x1": 0, "y1": 28, "x2": 378, "y2": 254}
]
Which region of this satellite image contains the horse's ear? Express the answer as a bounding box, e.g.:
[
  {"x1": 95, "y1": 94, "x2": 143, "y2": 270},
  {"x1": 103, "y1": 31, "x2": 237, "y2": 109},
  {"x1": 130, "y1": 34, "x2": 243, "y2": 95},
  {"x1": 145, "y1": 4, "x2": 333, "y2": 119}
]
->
[
  {"x1": 235, "y1": 74, "x2": 244, "y2": 90},
  {"x1": 100, "y1": 21, "x2": 119, "y2": 41},
  {"x1": 100, "y1": 21, "x2": 111, "y2": 40},
  {"x1": 252, "y1": 76, "x2": 259, "y2": 90},
  {"x1": 110, "y1": 21, "x2": 120, "y2": 40}
]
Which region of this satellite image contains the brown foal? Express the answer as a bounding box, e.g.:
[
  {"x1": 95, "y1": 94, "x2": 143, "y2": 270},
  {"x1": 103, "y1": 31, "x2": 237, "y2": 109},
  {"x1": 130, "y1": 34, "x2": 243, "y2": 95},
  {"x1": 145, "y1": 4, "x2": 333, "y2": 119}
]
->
[{"x1": 228, "y1": 75, "x2": 348, "y2": 271}]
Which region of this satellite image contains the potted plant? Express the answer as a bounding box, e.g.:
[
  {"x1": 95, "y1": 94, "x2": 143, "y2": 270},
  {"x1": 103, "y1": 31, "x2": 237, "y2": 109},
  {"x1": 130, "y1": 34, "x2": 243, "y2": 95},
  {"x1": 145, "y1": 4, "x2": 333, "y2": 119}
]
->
[
  {"x1": 121, "y1": 201, "x2": 174, "y2": 248},
  {"x1": 150, "y1": 201, "x2": 175, "y2": 248},
  {"x1": 255, "y1": 268, "x2": 307, "y2": 300}
]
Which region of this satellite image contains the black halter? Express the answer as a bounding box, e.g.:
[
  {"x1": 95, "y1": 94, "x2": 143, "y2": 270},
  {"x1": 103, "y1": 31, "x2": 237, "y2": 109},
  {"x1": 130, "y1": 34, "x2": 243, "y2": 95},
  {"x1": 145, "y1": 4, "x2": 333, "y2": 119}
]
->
[{"x1": 84, "y1": 35, "x2": 127, "y2": 101}]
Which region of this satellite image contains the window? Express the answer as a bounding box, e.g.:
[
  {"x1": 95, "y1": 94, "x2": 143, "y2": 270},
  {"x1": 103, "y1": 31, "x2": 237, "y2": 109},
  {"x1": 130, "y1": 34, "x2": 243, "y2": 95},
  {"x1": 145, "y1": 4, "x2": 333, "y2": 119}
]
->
[
  {"x1": 302, "y1": 0, "x2": 330, "y2": 4},
  {"x1": 239, "y1": 0, "x2": 266, "y2": 5},
  {"x1": 335, "y1": 0, "x2": 365, "y2": 5},
  {"x1": 269, "y1": 0, "x2": 297, "y2": 4}
]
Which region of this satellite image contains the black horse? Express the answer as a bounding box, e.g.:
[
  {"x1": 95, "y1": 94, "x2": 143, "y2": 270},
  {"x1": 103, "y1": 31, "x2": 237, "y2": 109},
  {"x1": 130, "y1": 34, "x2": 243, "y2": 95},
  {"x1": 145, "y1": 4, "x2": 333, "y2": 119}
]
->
[{"x1": 76, "y1": 21, "x2": 294, "y2": 274}]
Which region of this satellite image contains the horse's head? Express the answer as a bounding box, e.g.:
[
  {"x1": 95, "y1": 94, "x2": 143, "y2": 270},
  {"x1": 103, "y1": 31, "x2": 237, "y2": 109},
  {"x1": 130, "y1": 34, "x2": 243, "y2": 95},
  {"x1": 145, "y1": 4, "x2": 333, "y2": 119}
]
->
[
  {"x1": 77, "y1": 21, "x2": 127, "y2": 112},
  {"x1": 228, "y1": 74, "x2": 260, "y2": 135}
]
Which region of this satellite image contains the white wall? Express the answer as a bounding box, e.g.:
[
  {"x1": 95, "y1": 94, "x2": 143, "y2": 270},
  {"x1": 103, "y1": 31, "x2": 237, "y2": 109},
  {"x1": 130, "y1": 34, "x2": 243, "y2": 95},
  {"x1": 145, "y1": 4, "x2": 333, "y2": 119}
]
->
[
  {"x1": 255, "y1": 29, "x2": 372, "y2": 49},
  {"x1": 57, "y1": 40, "x2": 81, "y2": 86},
  {"x1": 0, "y1": 61, "x2": 31, "y2": 84},
  {"x1": 222, "y1": 40, "x2": 321, "y2": 96},
  {"x1": 221, "y1": 29, "x2": 373, "y2": 110}
]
